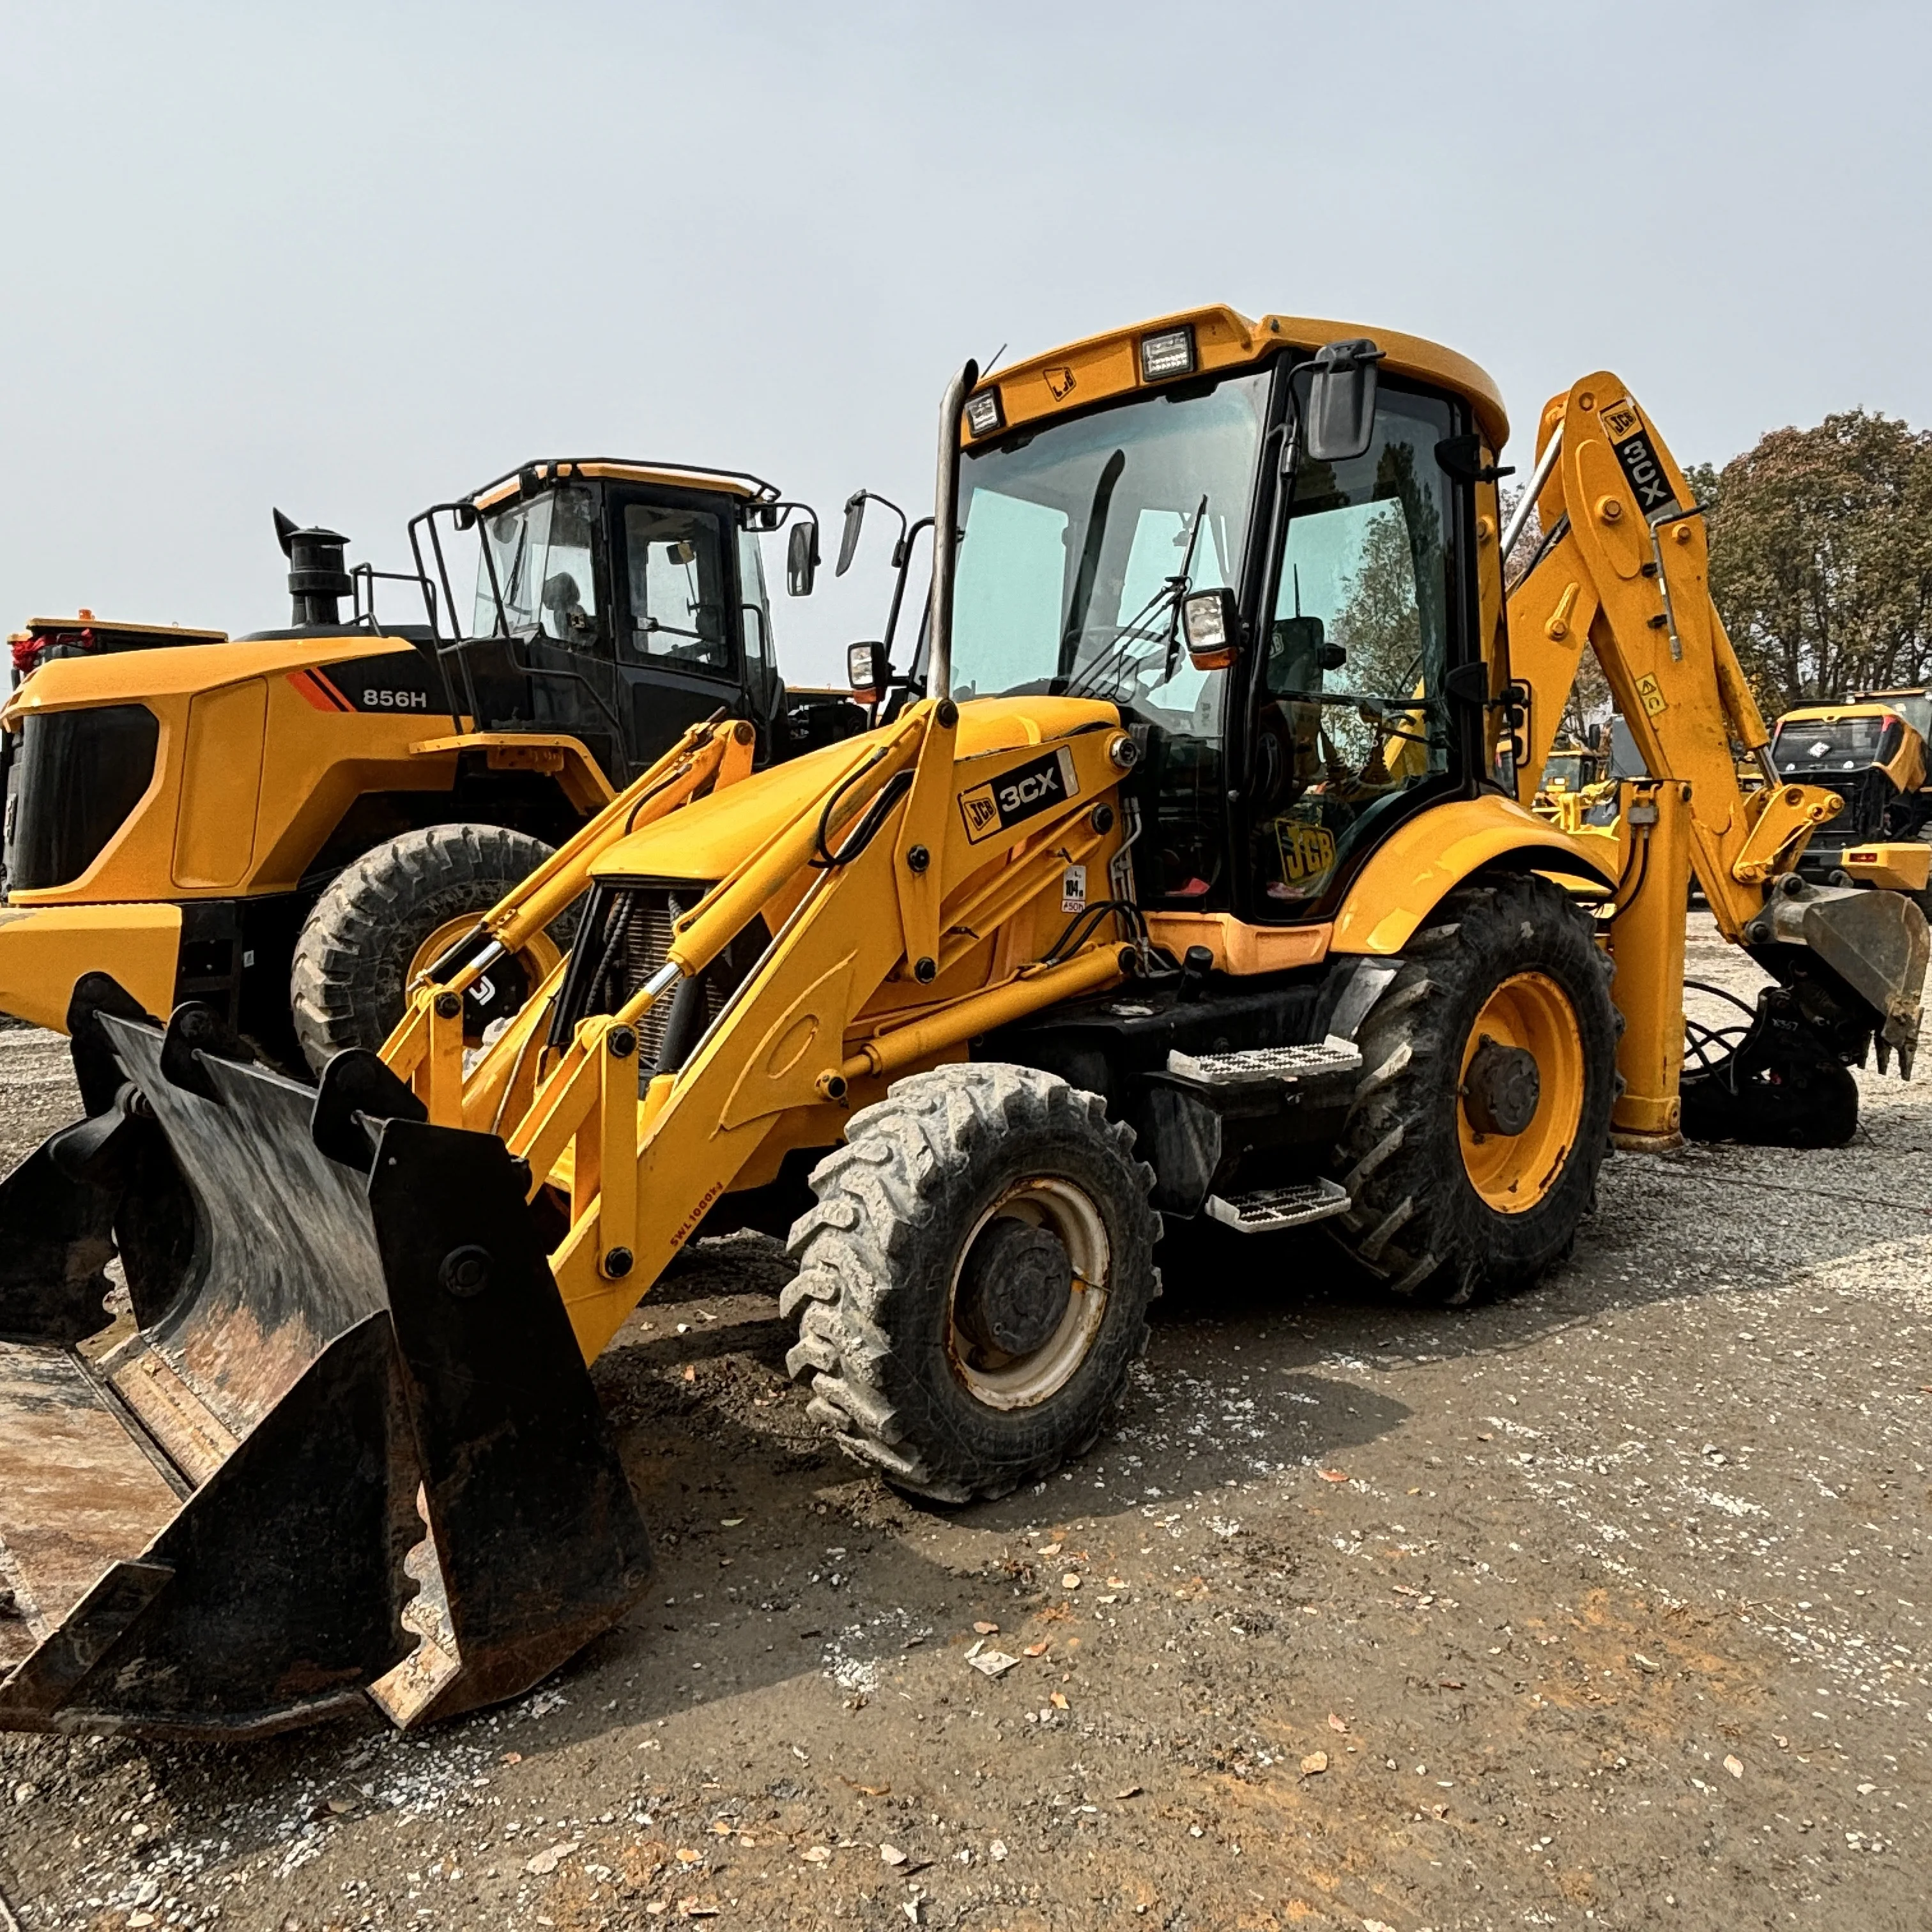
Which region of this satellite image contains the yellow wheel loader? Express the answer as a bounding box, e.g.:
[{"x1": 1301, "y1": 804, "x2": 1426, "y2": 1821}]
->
[
  {"x1": 0, "y1": 461, "x2": 861, "y2": 1076},
  {"x1": 0, "y1": 307, "x2": 1923, "y2": 1740}
]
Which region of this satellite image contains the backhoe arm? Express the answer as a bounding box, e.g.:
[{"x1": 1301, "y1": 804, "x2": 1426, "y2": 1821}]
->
[
  {"x1": 1505, "y1": 378, "x2": 1837, "y2": 940},
  {"x1": 1505, "y1": 376, "x2": 1928, "y2": 1123}
]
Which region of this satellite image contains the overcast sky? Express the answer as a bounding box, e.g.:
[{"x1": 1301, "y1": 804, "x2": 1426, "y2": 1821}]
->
[{"x1": 4, "y1": 1, "x2": 1929, "y2": 683}]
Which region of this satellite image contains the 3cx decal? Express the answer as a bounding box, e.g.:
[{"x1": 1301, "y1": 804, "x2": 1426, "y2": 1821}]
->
[
  {"x1": 957, "y1": 745, "x2": 1082, "y2": 843},
  {"x1": 1600, "y1": 397, "x2": 1680, "y2": 521}
]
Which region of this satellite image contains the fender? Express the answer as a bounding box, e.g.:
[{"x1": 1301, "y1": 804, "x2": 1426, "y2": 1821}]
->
[
  {"x1": 1330, "y1": 794, "x2": 1616, "y2": 956},
  {"x1": 410, "y1": 732, "x2": 616, "y2": 816}
]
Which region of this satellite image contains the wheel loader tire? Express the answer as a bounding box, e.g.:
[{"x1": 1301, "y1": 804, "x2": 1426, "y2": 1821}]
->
[
  {"x1": 1326, "y1": 873, "x2": 1620, "y2": 1307},
  {"x1": 781, "y1": 1063, "x2": 1162, "y2": 1503},
  {"x1": 290, "y1": 824, "x2": 569, "y2": 1076}
]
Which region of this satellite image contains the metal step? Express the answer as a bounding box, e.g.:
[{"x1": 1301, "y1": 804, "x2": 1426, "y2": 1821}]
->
[
  {"x1": 1167, "y1": 1036, "x2": 1363, "y2": 1087},
  {"x1": 1204, "y1": 1177, "x2": 1353, "y2": 1233}
]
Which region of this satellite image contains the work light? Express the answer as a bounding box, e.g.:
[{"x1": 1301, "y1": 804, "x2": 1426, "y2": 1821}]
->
[
  {"x1": 964, "y1": 388, "x2": 1004, "y2": 437},
  {"x1": 1140, "y1": 325, "x2": 1197, "y2": 382}
]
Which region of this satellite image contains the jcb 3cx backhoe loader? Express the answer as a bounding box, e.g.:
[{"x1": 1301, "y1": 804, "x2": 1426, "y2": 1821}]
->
[
  {"x1": 0, "y1": 460, "x2": 859, "y2": 1077},
  {"x1": 0, "y1": 307, "x2": 1922, "y2": 1739}
]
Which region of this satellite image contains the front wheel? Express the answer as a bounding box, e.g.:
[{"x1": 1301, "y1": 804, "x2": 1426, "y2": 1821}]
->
[
  {"x1": 289, "y1": 824, "x2": 569, "y2": 1075},
  {"x1": 1326, "y1": 873, "x2": 1621, "y2": 1305},
  {"x1": 781, "y1": 1063, "x2": 1162, "y2": 1502}
]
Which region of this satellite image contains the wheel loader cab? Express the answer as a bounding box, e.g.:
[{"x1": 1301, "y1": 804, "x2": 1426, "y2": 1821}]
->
[
  {"x1": 1768, "y1": 697, "x2": 1932, "y2": 900},
  {"x1": 450, "y1": 468, "x2": 789, "y2": 778},
  {"x1": 944, "y1": 325, "x2": 1494, "y2": 931}
]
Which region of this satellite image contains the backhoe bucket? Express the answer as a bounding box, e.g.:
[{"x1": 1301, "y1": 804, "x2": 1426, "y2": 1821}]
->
[{"x1": 0, "y1": 993, "x2": 650, "y2": 1739}]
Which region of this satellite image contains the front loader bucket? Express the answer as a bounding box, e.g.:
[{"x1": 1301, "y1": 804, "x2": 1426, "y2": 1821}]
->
[{"x1": 0, "y1": 999, "x2": 650, "y2": 1739}]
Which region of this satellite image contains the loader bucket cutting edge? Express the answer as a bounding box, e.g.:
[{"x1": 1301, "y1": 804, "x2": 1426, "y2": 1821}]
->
[{"x1": 0, "y1": 1008, "x2": 650, "y2": 1739}]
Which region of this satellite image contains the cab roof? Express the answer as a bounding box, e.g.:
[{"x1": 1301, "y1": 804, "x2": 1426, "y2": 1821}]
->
[
  {"x1": 470, "y1": 457, "x2": 781, "y2": 514},
  {"x1": 965, "y1": 303, "x2": 1510, "y2": 454}
]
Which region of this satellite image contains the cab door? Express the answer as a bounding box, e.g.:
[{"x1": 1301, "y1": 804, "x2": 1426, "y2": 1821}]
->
[
  {"x1": 610, "y1": 487, "x2": 754, "y2": 767},
  {"x1": 1237, "y1": 376, "x2": 1478, "y2": 922}
]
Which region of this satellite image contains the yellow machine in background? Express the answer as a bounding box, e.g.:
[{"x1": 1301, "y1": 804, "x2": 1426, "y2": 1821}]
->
[
  {"x1": 0, "y1": 465, "x2": 856, "y2": 1073},
  {"x1": 1768, "y1": 692, "x2": 1932, "y2": 905},
  {"x1": 0, "y1": 307, "x2": 1921, "y2": 1740}
]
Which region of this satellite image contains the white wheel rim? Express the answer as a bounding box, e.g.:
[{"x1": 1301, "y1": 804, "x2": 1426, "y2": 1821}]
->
[{"x1": 946, "y1": 1176, "x2": 1111, "y2": 1411}]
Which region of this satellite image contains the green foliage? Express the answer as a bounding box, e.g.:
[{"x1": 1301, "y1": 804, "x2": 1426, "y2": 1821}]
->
[{"x1": 1699, "y1": 411, "x2": 1932, "y2": 717}]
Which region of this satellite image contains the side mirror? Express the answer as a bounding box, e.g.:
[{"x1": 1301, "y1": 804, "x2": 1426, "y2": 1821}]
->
[
  {"x1": 1305, "y1": 338, "x2": 1383, "y2": 466},
  {"x1": 1586, "y1": 722, "x2": 1603, "y2": 751},
  {"x1": 1181, "y1": 588, "x2": 1240, "y2": 672},
  {"x1": 848, "y1": 640, "x2": 889, "y2": 703},
  {"x1": 787, "y1": 519, "x2": 819, "y2": 597},
  {"x1": 836, "y1": 493, "x2": 866, "y2": 578}
]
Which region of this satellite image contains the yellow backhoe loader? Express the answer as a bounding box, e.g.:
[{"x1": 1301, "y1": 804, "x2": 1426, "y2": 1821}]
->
[{"x1": 0, "y1": 306, "x2": 1922, "y2": 1740}]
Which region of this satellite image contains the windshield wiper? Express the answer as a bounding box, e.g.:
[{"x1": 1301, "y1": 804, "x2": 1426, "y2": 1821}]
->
[{"x1": 1064, "y1": 494, "x2": 1210, "y2": 703}]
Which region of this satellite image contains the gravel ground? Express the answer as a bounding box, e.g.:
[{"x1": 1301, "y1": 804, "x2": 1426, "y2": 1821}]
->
[{"x1": 1, "y1": 919, "x2": 1928, "y2": 1931}]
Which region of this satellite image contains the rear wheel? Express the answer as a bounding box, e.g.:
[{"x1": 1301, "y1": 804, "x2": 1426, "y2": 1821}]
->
[
  {"x1": 290, "y1": 824, "x2": 568, "y2": 1075},
  {"x1": 1327, "y1": 873, "x2": 1620, "y2": 1305},
  {"x1": 781, "y1": 1063, "x2": 1161, "y2": 1503}
]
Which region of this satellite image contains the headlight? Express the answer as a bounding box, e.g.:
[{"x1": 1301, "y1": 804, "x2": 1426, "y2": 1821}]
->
[{"x1": 1139, "y1": 325, "x2": 1196, "y2": 383}]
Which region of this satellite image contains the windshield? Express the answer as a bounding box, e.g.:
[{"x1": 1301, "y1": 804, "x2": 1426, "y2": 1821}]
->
[
  {"x1": 1773, "y1": 714, "x2": 1897, "y2": 774},
  {"x1": 473, "y1": 487, "x2": 600, "y2": 645},
  {"x1": 947, "y1": 372, "x2": 1270, "y2": 729}
]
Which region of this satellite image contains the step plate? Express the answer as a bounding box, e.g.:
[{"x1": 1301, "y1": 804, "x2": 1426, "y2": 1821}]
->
[
  {"x1": 1206, "y1": 1177, "x2": 1353, "y2": 1233},
  {"x1": 1168, "y1": 1037, "x2": 1363, "y2": 1087}
]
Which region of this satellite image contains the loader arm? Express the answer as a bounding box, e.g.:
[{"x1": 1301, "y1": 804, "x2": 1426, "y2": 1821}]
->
[{"x1": 1504, "y1": 376, "x2": 1928, "y2": 1129}]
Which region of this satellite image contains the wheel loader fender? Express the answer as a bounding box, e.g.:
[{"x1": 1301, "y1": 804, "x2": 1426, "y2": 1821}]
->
[
  {"x1": 0, "y1": 903, "x2": 181, "y2": 1033},
  {"x1": 1328, "y1": 794, "x2": 1617, "y2": 956},
  {"x1": 409, "y1": 732, "x2": 615, "y2": 816}
]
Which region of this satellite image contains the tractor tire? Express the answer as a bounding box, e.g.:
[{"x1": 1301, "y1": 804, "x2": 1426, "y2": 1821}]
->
[
  {"x1": 1326, "y1": 873, "x2": 1620, "y2": 1306},
  {"x1": 781, "y1": 1063, "x2": 1162, "y2": 1503},
  {"x1": 290, "y1": 824, "x2": 569, "y2": 1076}
]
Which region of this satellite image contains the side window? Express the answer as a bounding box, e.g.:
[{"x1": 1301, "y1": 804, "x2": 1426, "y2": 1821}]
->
[
  {"x1": 1252, "y1": 390, "x2": 1458, "y2": 913},
  {"x1": 737, "y1": 526, "x2": 772, "y2": 671},
  {"x1": 621, "y1": 503, "x2": 731, "y2": 674}
]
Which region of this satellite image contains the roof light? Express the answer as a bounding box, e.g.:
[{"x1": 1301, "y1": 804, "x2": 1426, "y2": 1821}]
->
[
  {"x1": 1140, "y1": 325, "x2": 1197, "y2": 383},
  {"x1": 964, "y1": 388, "x2": 1004, "y2": 437}
]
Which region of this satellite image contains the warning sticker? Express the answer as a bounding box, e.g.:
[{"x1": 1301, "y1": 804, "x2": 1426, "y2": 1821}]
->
[
  {"x1": 1636, "y1": 672, "x2": 1668, "y2": 717},
  {"x1": 1061, "y1": 862, "x2": 1087, "y2": 914}
]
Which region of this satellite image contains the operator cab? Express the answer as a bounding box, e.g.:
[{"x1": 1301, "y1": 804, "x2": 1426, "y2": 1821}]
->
[
  {"x1": 427, "y1": 459, "x2": 858, "y2": 781},
  {"x1": 908, "y1": 309, "x2": 1504, "y2": 929}
]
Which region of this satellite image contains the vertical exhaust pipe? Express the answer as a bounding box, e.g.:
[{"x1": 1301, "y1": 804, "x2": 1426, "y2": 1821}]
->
[{"x1": 926, "y1": 359, "x2": 978, "y2": 704}]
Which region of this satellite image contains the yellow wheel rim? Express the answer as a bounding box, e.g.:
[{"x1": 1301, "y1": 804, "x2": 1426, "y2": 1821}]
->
[
  {"x1": 1457, "y1": 970, "x2": 1585, "y2": 1214},
  {"x1": 406, "y1": 916, "x2": 564, "y2": 1047}
]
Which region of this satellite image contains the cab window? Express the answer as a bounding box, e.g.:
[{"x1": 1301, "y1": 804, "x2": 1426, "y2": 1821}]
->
[
  {"x1": 620, "y1": 503, "x2": 731, "y2": 673},
  {"x1": 1252, "y1": 387, "x2": 1459, "y2": 914},
  {"x1": 475, "y1": 486, "x2": 602, "y2": 648}
]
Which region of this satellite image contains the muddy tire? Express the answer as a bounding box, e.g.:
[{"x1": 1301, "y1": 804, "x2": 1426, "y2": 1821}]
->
[
  {"x1": 781, "y1": 1063, "x2": 1162, "y2": 1503},
  {"x1": 1326, "y1": 873, "x2": 1620, "y2": 1306},
  {"x1": 290, "y1": 824, "x2": 567, "y2": 1076}
]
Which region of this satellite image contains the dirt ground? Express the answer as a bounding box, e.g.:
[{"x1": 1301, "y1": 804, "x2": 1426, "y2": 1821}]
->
[{"x1": 1, "y1": 916, "x2": 1928, "y2": 1932}]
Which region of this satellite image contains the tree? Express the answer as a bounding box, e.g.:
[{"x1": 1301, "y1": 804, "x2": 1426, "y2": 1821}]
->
[{"x1": 1696, "y1": 411, "x2": 1932, "y2": 717}]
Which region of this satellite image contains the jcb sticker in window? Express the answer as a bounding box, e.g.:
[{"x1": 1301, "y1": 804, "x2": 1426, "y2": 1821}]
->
[
  {"x1": 1601, "y1": 396, "x2": 1679, "y2": 521},
  {"x1": 957, "y1": 744, "x2": 1081, "y2": 843},
  {"x1": 1275, "y1": 819, "x2": 1337, "y2": 884},
  {"x1": 1636, "y1": 673, "x2": 1668, "y2": 717}
]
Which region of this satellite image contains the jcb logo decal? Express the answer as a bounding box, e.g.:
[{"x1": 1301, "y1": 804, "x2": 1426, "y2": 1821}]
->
[
  {"x1": 1602, "y1": 396, "x2": 1679, "y2": 520},
  {"x1": 1636, "y1": 673, "x2": 1668, "y2": 717},
  {"x1": 1275, "y1": 820, "x2": 1336, "y2": 884},
  {"x1": 958, "y1": 745, "x2": 1082, "y2": 843}
]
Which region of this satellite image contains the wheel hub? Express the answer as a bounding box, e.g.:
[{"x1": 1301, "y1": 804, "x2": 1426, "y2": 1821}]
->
[
  {"x1": 1462, "y1": 1034, "x2": 1541, "y2": 1137},
  {"x1": 954, "y1": 1218, "x2": 1074, "y2": 1357}
]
